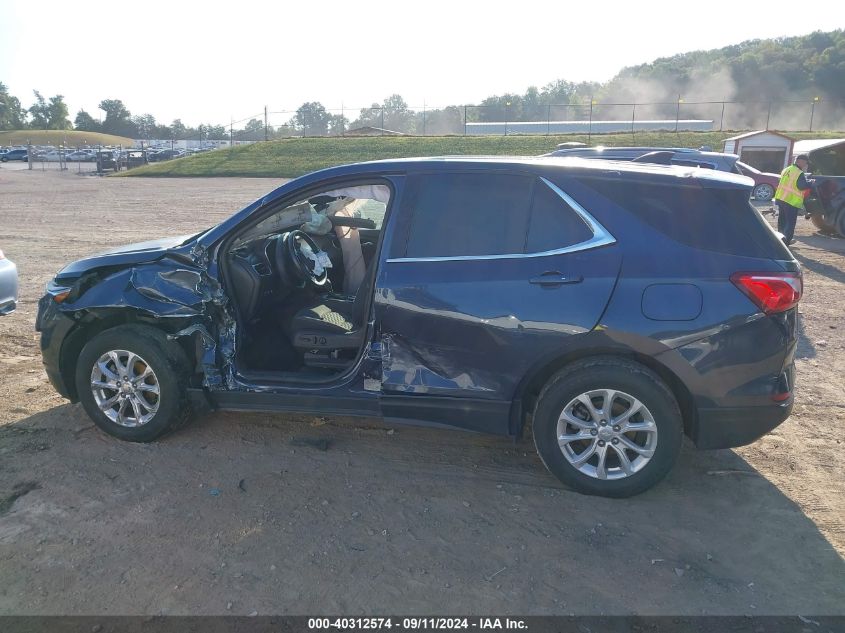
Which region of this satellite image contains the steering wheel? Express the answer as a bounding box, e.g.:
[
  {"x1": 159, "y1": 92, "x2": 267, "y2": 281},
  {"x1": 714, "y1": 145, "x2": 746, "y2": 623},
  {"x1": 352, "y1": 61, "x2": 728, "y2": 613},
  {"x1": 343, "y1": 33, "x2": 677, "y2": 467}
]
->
[{"x1": 275, "y1": 230, "x2": 330, "y2": 290}]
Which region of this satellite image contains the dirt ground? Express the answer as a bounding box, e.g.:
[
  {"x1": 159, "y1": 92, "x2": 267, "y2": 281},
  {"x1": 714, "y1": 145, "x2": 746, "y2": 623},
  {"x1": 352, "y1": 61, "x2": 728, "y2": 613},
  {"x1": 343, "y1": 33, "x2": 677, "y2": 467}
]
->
[{"x1": 0, "y1": 168, "x2": 843, "y2": 616}]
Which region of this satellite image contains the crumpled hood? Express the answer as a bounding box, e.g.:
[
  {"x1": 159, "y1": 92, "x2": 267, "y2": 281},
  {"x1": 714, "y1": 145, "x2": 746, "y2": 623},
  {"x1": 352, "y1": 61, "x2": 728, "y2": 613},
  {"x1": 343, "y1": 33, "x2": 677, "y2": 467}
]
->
[{"x1": 56, "y1": 234, "x2": 196, "y2": 280}]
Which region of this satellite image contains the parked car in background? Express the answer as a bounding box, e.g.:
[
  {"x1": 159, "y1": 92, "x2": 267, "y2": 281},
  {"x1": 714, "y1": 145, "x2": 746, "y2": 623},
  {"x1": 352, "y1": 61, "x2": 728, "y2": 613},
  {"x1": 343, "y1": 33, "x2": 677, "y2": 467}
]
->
[
  {"x1": 148, "y1": 149, "x2": 185, "y2": 162},
  {"x1": 1, "y1": 149, "x2": 29, "y2": 162},
  {"x1": 735, "y1": 161, "x2": 780, "y2": 201},
  {"x1": 37, "y1": 157, "x2": 801, "y2": 497},
  {"x1": 0, "y1": 248, "x2": 18, "y2": 315},
  {"x1": 95, "y1": 150, "x2": 120, "y2": 172},
  {"x1": 66, "y1": 151, "x2": 96, "y2": 162},
  {"x1": 545, "y1": 145, "x2": 742, "y2": 172},
  {"x1": 39, "y1": 150, "x2": 70, "y2": 162}
]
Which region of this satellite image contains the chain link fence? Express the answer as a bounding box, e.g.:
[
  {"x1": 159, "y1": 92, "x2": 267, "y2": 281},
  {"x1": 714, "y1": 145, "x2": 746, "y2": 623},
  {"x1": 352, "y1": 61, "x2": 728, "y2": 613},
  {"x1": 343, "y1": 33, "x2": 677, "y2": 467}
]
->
[{"x1": 220, "y1": 98, "x2": 843, "y2": 141}]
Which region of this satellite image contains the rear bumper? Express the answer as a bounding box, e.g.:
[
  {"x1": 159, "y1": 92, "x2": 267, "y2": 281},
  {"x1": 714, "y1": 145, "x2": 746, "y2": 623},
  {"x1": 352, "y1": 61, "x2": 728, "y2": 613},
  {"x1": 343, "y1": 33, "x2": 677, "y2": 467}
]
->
[{"x1": 691, "y1": 401, "x2": 793, "y2": 449}]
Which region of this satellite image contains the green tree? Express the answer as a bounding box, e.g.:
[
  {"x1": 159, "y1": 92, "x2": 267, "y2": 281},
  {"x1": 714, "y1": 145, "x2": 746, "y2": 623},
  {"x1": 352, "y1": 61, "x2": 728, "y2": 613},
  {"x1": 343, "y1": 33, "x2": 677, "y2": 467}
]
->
[
  {"x1": 132, "y1": 114, "x2": 156, "y2": 139},
  {"x1": 328, "y1": 113, "x2": 348, "y2": 136},
  {"x1": 29, "y1": 90, "x2": 49, "y2": 129},
  {"x1": 74, "y1": 109, "x2": 100, "y2": 131},
  {"x1": 170, "y1": 118, "x2": 187, "y2": 139},
  {"x1": 98, "y1": 99, "x2": 134, "y2": 136},
  {"x1": 351, "y1": 103, "x2": 382, "y2": 129},
  {"x1": 291, "y1": 101, "x2": 331, "y2": 135},
  {"x1": 381, "y1": 94, "x2": 415, "y2": 132},
  {"x1": 240, "y1": 118, "x2": 265, "y2": 141},
  {"x1": 203, "y1": 124, "x2": 227, "y2": 140},
  {"x1": 418, "y1": 105, "x2": 462, "y2": 135},
  {"x1": 0, "y1": 82, "x2": 27, "y2": 130},
  {"x1": 47, "y1": 95, "x2": 71, "y2": 129}
]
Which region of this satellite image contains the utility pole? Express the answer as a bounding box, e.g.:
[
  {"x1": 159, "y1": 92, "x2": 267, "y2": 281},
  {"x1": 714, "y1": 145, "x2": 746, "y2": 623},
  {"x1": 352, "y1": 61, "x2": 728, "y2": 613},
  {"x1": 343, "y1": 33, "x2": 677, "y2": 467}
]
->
[
  {"x1": 504, "y1": 101, "x2": 510, "y2": 136},
  {"x1": 809, "y1": 97, "x2": 820, "y2": 131},
  {"x1": 464, "y1": 105, "x2": 467, "y2": 136},
  {"x1": 264, "y1": 106, "x2": 269, "y2": 141},
  {"x1": 675, "y1": 95, "x2": 682, "y2": 132}
]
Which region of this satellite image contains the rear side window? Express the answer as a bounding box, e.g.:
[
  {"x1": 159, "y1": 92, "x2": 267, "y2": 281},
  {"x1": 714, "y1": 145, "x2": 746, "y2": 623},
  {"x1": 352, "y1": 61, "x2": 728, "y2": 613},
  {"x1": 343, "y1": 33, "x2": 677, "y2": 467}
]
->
[
  {"x1": 525, "y1": 180, "x2": 593, "y2": 252},
  {"x1": 580, "y1": 178, "x2": 791, "y2": 259},
  {"x1": 405, "y1": 173, "x2": 532, "y2": 257}
]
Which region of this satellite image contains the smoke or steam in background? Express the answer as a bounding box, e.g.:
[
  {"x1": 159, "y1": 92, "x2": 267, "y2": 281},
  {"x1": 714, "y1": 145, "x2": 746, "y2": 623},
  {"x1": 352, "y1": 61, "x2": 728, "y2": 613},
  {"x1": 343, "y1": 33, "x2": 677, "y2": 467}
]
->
[{"x1": 597, "y1": 65, "x2": 845, "y2": 131}]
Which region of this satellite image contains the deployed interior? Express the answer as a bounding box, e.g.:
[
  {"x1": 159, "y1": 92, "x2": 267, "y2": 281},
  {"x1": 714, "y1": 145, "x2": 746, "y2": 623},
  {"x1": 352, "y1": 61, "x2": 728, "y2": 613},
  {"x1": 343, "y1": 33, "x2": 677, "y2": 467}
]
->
[{"x1": 223, "y1": 183, "x2": 390, "y2": 378}]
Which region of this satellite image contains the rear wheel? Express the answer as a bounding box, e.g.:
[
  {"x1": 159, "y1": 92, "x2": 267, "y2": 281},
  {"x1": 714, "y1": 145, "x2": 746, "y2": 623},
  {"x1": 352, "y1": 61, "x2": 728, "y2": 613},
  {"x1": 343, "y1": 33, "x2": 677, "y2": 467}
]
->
[
  {"x1": 809, "y1": 212, "x2": 838, "y2": 235},
  {"x1": 753, "y1": 184, "x2": 774, "y2": 201},
  {"x1": 533, "y1": 357, "x2": 683, "y2": 497},
  {"x1": 75, "y1": 325, "x2": 191, "y2": 442}
]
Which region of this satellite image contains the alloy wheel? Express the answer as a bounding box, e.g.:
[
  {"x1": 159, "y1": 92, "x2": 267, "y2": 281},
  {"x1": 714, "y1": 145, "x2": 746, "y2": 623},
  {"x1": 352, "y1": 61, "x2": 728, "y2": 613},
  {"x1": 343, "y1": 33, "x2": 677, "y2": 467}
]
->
[
  {"x1": 90, "y1": 349, "x2": 160, "y2": 427},
  {"x1": 556, "y1": 389, "x2": 658, "y2": 480}
]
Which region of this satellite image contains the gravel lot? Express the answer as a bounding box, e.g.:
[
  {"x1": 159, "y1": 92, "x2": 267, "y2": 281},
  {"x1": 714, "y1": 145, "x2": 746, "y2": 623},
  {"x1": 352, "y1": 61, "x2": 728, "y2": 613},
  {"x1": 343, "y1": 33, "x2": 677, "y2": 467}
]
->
[{"x1": 0, "y1": 168, "x2": 843, "y2": 615}]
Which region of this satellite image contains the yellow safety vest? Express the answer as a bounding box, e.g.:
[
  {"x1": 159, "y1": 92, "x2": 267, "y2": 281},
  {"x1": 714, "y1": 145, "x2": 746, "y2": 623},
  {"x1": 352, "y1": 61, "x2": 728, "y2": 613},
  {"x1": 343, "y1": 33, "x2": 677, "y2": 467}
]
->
[{"x1": 774, "y1": 165, "x2": 806, "y2": 209}]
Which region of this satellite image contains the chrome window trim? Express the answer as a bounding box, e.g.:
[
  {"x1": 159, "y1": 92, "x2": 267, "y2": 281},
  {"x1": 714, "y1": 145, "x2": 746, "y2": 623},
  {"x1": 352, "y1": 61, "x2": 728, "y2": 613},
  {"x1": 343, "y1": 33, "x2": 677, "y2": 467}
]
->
[{"x1": 386, "y1": 176, "x2": 616, "y2": 263}]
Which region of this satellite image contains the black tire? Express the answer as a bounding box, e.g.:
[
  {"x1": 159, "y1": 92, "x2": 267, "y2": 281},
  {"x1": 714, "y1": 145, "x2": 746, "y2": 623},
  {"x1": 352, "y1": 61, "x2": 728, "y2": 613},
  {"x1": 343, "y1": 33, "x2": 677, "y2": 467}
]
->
[
  {"x1": 809, "y1": 212, "x2": 837, "y2": 234},
  {"x1": 533, "y1": 357, "x2": 683, "y2": 498},
  {"x1": 753, "y1": 183, "x2": 774, "y2": 202},
  {"x1": 75, "y1": 324, "x2": 192, "y2": 442},
  {"x1": 836, "y1": 208, "x2": 845, "y2": 239}
]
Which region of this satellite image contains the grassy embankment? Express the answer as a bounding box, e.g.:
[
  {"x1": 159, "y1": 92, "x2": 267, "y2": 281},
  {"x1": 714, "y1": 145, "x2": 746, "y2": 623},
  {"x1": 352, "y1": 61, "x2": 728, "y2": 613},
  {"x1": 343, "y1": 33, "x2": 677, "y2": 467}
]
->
[
  {"x1": 0, "y1": 130, "x2": 134, "y2": 147},
  {"x1": 121, "y1": 130, "x2": 845, "y2": 178}
]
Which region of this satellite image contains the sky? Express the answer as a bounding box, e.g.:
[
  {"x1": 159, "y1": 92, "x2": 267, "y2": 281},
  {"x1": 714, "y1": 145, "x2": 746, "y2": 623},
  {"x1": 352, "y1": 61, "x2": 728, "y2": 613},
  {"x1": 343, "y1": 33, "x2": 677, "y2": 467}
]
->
[{"x1": 1, "y1": 0, "x2": 843, "y2": 127}]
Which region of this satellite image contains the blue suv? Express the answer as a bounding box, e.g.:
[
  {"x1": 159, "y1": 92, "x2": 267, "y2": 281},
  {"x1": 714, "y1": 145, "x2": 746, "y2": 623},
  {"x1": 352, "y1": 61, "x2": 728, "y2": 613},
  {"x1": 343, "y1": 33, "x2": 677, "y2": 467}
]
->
[{"x1": 36, "y1": 157, "x2": 801, "y2": 497}]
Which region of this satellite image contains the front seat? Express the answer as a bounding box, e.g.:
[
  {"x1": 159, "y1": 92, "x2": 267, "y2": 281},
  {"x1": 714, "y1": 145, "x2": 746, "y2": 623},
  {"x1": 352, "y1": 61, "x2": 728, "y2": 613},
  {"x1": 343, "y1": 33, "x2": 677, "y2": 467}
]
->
[{"x1": 289, "y1": 262, "x2": 377, "y2": 367}]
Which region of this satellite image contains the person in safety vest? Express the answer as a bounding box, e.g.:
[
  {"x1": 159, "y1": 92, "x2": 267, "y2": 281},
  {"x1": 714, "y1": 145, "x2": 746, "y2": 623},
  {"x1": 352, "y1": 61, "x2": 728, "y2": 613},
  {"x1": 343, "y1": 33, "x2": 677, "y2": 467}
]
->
[{"x1": 774, "y1": 154, "x2": 814, "y2": 245}]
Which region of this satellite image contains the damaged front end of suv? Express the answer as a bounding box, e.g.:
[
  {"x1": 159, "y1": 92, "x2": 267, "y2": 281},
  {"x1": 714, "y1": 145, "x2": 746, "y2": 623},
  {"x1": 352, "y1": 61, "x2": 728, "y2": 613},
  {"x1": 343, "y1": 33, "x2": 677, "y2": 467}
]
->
[{"x1": 36, "y1": 234, "x2": 237, "y2": 405}]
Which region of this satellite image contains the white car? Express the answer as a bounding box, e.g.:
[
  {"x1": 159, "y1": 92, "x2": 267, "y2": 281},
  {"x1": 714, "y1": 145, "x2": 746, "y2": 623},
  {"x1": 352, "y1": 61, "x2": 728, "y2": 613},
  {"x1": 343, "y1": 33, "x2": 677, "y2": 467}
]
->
[
  {"x1": 0, "y1": 248, "x2": 18, "y2": 315},
  {"x1": 66, "y1": 151, "x2": 95, "y2": 162},
  {"x1": 39, "y1": 150, "x2": 69, "y2": 162}
]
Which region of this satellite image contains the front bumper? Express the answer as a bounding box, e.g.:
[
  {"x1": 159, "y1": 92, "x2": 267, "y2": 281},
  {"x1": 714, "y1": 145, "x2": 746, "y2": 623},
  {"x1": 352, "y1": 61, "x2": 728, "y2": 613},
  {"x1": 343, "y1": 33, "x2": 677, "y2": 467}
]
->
[
  {"x1": 36, "y1": 294, "x2": 78, "y2": 400},
  {"x1": 691, "y1": 400, "x2": 793, "y2": 449}
]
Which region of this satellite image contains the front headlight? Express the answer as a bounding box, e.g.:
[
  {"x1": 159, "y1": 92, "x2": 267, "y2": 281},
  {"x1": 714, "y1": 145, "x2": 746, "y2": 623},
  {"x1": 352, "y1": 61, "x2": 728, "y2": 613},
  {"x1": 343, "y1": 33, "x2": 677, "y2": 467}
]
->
[{"x1": 46, "y1": 278, "x2": 75, "y2": 303}]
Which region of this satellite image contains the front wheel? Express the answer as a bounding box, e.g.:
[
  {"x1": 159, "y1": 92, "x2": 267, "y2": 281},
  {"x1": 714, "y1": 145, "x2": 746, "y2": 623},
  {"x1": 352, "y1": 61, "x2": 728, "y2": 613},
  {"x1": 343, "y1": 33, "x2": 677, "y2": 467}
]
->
[
  {"x1": 533, "y1": 357, "x2": 683, "y2": 497},
  {"x1": 753, "y1": 184, "x2": 774, "y2": 201},
  {"x1": 75, "y1": 324, "x2": 192, "y2": 442}
]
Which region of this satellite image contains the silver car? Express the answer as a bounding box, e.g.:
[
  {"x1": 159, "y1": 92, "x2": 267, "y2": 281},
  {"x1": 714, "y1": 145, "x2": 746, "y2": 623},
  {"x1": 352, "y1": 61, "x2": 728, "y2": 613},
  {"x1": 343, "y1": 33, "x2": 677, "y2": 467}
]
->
[{"x1": 0, "y1": 248, "x2": 18, "y2": 314}]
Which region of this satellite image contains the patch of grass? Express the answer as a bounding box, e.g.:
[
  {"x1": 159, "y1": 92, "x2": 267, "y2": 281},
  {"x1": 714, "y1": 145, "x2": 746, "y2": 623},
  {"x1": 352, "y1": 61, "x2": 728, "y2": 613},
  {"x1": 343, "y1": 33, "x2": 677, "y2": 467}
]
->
[
  {"x1": 0, "y1": 129, "x2": 134, "y2": 148},
  {"x1": 121, "y1": 130, "x2": 845, "y2": 179}
]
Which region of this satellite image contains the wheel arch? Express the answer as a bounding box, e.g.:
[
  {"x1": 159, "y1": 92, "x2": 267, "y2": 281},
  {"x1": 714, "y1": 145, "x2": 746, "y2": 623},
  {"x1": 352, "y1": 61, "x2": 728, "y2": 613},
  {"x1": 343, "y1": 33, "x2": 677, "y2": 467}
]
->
[
  {"x1": 59, "y1": 309, "x2": 201, "y2": 401},
  {"x1": 510, "y1": 346, "x2": 696, "y2": 440}
]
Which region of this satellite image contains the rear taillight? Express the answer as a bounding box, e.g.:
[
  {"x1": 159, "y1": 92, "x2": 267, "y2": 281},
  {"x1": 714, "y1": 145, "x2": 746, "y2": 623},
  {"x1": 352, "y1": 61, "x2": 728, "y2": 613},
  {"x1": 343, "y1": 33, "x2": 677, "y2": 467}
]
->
[
  {"x1": 730, "y1": 272, "x2": 802, "y2": 314},
  {"x1": 0, "y1": 249, "x2": 5, "y2": 260}
]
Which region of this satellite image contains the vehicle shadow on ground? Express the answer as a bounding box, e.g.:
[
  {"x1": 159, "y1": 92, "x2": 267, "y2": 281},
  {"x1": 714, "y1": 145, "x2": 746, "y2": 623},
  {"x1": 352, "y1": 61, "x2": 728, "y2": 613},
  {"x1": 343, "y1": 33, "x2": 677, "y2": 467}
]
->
[
  {"x1": 794, "y1": 250, "x2": 845, "y2": 283},
  {"x1": 795, "y1": 233, "x2": 845, "y2": 257},
  {"x1": 1, "y1": 403, "x2": 844, "y2": 614},
  {"x1": 795, "y1": 312, "x2": 816, "y2": 360}
]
